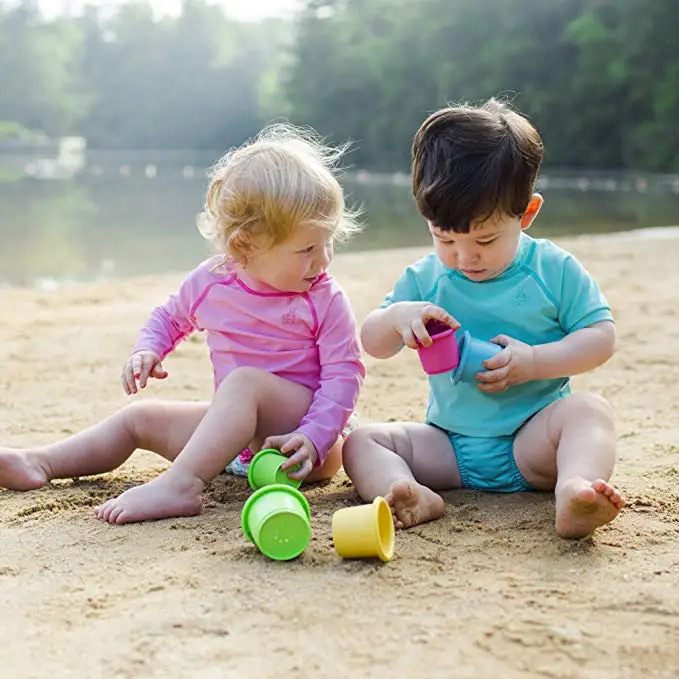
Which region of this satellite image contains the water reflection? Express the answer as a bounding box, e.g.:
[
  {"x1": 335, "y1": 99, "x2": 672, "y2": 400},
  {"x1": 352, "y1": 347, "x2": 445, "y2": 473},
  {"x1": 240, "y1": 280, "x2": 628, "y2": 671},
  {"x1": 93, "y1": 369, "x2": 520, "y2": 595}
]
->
[{"x1": 1, "y1": 152, "x2": 678, "y2": 288}]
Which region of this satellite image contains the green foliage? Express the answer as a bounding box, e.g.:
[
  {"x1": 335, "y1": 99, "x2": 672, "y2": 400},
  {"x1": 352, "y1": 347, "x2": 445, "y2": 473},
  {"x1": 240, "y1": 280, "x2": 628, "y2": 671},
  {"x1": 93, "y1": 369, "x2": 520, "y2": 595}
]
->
[
  {"x1": 286, "y1": 0, "x2": 679, "y2": 171},
  {"x1": 0, "y1": 0, "x2": 678, "y2": 170},
  {"x1": 0, "y1": 121, "x2": 44, "y2": 141}
]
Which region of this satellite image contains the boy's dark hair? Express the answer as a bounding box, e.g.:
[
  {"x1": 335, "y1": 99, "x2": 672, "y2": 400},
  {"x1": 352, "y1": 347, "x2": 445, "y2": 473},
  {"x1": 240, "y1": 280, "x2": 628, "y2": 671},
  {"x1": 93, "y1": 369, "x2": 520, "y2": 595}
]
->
[{"x1": 411, "y1": 99, "x2": 544, "y2": 233}]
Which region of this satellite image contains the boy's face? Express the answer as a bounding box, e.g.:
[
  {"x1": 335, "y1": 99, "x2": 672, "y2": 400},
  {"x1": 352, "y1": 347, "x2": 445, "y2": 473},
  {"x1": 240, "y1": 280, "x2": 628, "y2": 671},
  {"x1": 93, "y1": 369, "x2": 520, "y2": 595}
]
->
[{"x1": 428, "y1": 194, "x2": 542, "y2": 282}]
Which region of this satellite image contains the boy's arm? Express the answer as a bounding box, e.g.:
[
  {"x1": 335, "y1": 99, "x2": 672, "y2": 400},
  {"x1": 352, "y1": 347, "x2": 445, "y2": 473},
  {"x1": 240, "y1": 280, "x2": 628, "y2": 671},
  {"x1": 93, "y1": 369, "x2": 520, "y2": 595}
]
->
[
  {"x1": 361, "y1": 305, "x2": 406, "y2": 359},
  {"x1": 361, "y1": 302, "x2": 459, "y2": 359},
  {"x1": 532, "y1": 320, "x2": 615, "y2": 380},
  {"x1": 481, "y1": 320, "x2": 615, "y2": 393},
  {"x1": 480, "y1": 251, "x2": 614, "y2": 392},
  {"x1": 531, "y1": 250, "x2": 615, "y2": 379},
  {"x1": 363, "y1": 265, "x2": 426, "y2": 359}
]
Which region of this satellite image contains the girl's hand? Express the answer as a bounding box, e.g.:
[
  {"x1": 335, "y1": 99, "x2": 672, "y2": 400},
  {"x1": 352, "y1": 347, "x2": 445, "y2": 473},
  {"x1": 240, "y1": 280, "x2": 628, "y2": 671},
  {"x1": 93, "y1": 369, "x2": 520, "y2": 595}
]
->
[
  {"x1": 261, "y1": 432, "x2": 319, "y2": 481},
  {"x1": 391, "y1": 302, "x2": 460, "y2": 349},
  {"x1": 121, "y1": 351, "x2": 168, "y2": 395},
  {"x1": 475, "y1": 335, "x2": 537, "y2": 393}
]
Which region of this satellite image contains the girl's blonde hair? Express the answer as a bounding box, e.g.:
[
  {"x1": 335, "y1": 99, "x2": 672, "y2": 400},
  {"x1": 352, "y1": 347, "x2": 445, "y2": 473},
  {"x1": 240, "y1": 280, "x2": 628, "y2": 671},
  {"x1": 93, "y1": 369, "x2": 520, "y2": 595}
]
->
[{"x1": 197, "y1": 123, "x2": 362, "y2": 263}]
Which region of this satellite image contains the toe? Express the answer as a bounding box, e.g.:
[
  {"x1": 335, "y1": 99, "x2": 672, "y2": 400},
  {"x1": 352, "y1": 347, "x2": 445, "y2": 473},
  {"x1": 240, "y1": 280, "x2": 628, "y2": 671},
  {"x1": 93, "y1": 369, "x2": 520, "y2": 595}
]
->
[
  {"x1": 110, "y1": 506, "x2": 126, "y2": 524},
  {"x1": 101, "y1": 501, "x2": 117, "y2": 522},
  {"x1": 95, "y1": 500, "x2": 112, "y2": 520},
  {"x1": 612, "y1": 491, "x2": 626, "y2": 509},
  {"x1": 592, "y1": 479, "x2": 625, "y2": 508}
]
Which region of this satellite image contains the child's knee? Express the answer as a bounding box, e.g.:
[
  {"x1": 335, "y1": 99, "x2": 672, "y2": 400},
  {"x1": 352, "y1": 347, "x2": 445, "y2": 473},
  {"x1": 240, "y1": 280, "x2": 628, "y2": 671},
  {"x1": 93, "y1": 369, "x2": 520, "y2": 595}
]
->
[
  {"x1": 343, "y1": 425, "x2": 379, "y2": 470},
  {"x1": 215, "y1": 366, "x2": 266, "y2": 395},
  {"x1": 564, "y1": 393, "x2": 614, "y2": 428},
  {"x1": 123, "y1": 400, "x2": 161, "y2": 439},
  {"x1": 343, "y1": 423, "x2": 398, "y2": 471},
  {"x1": 342, "y1": 428, "x2": 363, "y2": 470}
]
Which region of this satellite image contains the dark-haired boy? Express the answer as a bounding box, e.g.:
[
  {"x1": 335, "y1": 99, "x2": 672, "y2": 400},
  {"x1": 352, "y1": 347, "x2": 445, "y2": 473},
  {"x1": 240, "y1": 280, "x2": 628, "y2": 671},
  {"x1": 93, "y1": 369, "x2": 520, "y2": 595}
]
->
[{"x1": 344, "y1": 99, "x2": 624, "y2": 538}]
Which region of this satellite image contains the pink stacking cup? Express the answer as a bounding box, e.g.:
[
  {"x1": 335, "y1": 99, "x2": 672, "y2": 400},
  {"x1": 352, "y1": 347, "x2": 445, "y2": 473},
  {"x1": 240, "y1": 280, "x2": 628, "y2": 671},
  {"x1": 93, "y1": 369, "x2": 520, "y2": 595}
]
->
[{"x1": 417, "y1": 320, "x2": 460, "y2": 375}]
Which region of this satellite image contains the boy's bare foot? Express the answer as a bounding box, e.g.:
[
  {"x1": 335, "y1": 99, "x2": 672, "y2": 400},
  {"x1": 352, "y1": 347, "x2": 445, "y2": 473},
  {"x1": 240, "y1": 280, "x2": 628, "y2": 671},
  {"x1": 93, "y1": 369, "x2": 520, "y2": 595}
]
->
[
  {"x1": 0, "y1": 450, "x2": 49, "y2": 491},
  {"x1": 385, "y1": 479, "x2": 444, "y2": 529},
  {"x1": 555, "y1": 477, "x2": 625, "y2": 539},
  {"x1": 94, "y1": 471, "x2": 204, "y2": 524}
]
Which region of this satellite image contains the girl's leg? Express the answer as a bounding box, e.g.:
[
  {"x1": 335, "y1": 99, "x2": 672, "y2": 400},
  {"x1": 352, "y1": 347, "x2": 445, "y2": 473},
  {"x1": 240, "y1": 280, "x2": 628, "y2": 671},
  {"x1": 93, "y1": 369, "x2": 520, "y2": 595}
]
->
[
  {"x1": 96, "y1": 368, "x2": 319, "y2": 524},
  {"x1": 343, "y1": 422, "x2": 461, "y2": 529},
  {"x1": 513, "y1": 393, "x2": 625, "y2": 539},
  {"x1": 0, "y1": 400, "x2": 209, "y2": 491},
  {"x1": 305, "y1": 437, "x2": 343, "y2": 484}
]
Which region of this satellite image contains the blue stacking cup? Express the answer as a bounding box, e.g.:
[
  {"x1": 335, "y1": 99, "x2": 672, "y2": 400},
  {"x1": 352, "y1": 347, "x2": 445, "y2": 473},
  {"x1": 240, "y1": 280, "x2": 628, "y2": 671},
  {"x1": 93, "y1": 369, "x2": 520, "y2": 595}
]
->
[{"x1": 452, "y1": 331, "x2": 503, "y2": 385}]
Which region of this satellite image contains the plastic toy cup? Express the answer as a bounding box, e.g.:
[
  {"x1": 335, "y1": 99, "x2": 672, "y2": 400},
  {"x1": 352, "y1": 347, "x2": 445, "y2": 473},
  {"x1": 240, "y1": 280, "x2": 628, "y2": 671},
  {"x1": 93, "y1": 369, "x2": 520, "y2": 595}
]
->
[
  {"x1": 417, "y1": 320, "x2": 460, "y2": 375},
  {"x1": 241, "y1": 484, "x2": 311, "y2": 561},
  {"x1": 452, "y1": 331, "x2": 503, "y2": 385},
  {"x1": 247, "y1": 448, "x2": 302, "y2": 491},
  {"x1": 331, "y1": 496, "x2": 395, "y2": 562}
]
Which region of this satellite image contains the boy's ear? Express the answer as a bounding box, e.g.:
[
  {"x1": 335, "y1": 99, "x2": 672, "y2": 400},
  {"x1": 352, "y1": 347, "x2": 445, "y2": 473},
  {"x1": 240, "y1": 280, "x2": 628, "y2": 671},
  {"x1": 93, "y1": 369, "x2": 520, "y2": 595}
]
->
[{"x1": 520, "y1": 193, "x2": 543, "y2": 230}]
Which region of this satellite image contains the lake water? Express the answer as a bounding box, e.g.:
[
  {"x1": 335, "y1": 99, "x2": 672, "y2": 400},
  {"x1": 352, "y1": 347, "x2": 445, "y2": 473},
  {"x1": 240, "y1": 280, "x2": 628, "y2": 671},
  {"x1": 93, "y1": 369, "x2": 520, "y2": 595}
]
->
[{"x1": 1, "y1": 150, "x2": 678, "y2": 288}]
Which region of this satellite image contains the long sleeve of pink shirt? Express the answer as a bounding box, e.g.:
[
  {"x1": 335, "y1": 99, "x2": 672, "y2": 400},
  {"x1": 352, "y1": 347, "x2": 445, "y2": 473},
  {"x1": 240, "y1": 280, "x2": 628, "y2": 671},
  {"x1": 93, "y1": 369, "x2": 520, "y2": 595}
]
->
[
  {"x1": 295, "y1": 288, "x2": 365, "y2": 462},
  {"x1": 131, "y1": 273, "x2": 204, "y2": 360},
  {"x1": 131, "y1": 259, "x2": 364, "y2": 465}
]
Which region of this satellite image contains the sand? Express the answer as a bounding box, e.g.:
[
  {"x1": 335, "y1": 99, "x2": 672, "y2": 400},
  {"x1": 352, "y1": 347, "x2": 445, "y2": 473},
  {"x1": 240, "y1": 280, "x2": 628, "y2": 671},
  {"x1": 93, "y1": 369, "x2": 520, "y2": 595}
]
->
[{"x1": 1, "y1": 233, "x2": 678, "y2": 679}]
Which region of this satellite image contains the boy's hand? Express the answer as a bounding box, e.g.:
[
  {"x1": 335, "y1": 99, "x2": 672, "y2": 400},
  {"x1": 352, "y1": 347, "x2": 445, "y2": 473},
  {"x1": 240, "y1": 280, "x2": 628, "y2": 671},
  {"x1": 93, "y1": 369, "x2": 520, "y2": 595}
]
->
[
  {"x1": 391, "y1": 302, "x2": 460, "y2": 349},
  {"x1": 121, "y1": 351, "x2": 168, "y2": 395},
  {"x1": 261, "y1": 432, "x2": 319, "y2": 481},
  {"x1": 475, "y1": 335, "x2": 537, "y2": 393}
]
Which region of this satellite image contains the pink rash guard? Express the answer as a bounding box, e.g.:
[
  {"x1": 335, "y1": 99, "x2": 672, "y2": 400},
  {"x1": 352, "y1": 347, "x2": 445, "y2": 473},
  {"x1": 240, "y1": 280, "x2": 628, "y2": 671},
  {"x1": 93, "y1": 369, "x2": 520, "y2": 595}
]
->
[{"x1": 132, "y1": 257, "x2": 365, "y2": 464}]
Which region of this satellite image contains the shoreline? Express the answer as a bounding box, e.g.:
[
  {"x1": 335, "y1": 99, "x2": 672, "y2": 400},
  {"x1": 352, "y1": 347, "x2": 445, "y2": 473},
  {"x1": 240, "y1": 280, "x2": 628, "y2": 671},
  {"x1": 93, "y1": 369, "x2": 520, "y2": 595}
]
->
[{"x1": 2, "y1": 223, "x2": 679, "y2": 293}]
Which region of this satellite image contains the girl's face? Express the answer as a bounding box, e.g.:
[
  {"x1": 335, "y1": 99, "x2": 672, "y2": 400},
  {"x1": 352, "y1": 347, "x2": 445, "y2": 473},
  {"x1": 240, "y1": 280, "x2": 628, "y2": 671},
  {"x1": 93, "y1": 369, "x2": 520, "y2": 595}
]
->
[{"x1": 244, "y1": 223, "x2": 335, "y2": 293}]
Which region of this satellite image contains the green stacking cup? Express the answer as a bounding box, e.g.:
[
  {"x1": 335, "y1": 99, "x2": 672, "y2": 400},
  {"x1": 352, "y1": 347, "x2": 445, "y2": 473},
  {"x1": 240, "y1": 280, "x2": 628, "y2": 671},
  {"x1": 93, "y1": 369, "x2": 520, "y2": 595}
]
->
[
  {"x1": 241, "y1": 484, "x2": 311, "y2": 561},
  {"x1": 247, "y1": 448, "x2": 302, "y2": 490}
]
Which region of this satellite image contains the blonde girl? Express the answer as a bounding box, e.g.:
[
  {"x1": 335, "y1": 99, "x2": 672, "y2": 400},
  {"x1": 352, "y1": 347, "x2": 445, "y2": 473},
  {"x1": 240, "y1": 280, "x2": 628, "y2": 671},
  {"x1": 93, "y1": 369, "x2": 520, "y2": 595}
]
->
[{"x1": 0, "y1": 124, "x2": 365, "y2": 524}]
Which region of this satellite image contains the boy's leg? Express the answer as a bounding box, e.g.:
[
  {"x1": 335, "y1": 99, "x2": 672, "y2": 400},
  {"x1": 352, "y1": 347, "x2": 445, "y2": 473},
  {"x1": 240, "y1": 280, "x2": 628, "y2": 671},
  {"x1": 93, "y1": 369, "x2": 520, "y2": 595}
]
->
[
  {"x1": 513, "y1": 393, "x2": 625, "y2": 539},
  {"x1": 0, "y1": 400, "x2": 209, "y2": 491},
  {"x1": 95, "y1": 368, "x2": 316, "y2": 524},
  {"x1": 343, "y1": 422, "x2": 462, "y2": 529}
]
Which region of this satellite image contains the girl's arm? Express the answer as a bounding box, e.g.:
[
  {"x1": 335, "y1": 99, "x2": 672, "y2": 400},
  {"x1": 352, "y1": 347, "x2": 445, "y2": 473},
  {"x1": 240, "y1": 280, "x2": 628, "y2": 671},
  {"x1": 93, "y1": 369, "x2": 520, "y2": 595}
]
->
[
  {"x1": 296, "y1": 291, "x2": 365, "y2": 465},
  {"x1": 131, "y1": 273, "x2": 202, "y2": 359}
]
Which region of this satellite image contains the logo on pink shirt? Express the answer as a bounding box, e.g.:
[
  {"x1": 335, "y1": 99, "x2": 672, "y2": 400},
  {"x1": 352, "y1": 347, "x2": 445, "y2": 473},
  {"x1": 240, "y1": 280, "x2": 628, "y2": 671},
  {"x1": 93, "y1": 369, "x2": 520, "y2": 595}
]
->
[{"x1": 282, "y1": 311, "x2": 305, "y2": 326}]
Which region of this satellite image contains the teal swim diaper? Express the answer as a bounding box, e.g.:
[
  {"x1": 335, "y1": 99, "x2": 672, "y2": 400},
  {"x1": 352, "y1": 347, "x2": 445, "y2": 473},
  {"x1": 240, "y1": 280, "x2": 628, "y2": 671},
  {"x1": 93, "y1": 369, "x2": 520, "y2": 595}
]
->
[{"x1": 447, "y1": 431, "x2": 532, "y2": 493}]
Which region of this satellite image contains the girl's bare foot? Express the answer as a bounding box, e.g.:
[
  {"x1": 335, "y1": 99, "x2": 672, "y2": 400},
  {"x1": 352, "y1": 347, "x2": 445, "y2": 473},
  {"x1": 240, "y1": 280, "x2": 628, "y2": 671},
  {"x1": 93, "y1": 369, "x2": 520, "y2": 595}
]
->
[
  {"x1": 385, "y1": 480, "x2": 444, "y2": 529},
  {"x1": 555, "y1": 477, "x2": 625, "y2": 539},
  {"x1": 94, "y1": 471, "x2": 204, "y2": 524},
  {"x1": 0, "y1": 450, "x2": 49, "y2": 491}
]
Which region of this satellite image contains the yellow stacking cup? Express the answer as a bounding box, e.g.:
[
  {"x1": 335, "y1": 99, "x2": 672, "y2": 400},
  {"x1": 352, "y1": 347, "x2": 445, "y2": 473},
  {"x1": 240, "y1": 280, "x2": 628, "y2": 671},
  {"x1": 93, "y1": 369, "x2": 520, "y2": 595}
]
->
[{"x1": 331, "y1": 496, "x2": 395, "y2": 562}]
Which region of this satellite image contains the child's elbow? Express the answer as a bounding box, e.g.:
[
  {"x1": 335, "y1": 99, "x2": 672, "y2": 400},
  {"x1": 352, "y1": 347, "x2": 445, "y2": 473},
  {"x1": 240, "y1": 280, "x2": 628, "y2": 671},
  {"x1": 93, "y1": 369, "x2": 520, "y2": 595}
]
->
[
  {"x1": 360, "y1": 322, "x2": 384, "y2": 358},
  {"x1": 597, "y1": 321, "x2": 616, "y2": 362},
  {"x1": 360, "y1": 312, "x2": 397, "y2": 359}
]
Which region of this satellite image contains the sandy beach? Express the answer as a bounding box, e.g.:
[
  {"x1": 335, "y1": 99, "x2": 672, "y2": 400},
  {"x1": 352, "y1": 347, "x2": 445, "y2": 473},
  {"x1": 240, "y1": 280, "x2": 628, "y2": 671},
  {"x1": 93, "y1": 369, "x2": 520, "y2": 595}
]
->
[{"x1": 1, "y1": 233, "x2": 678, "y2": 679}]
